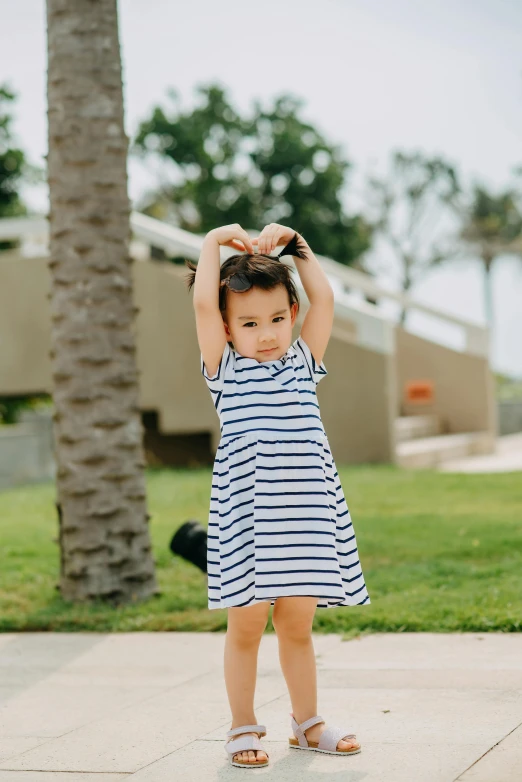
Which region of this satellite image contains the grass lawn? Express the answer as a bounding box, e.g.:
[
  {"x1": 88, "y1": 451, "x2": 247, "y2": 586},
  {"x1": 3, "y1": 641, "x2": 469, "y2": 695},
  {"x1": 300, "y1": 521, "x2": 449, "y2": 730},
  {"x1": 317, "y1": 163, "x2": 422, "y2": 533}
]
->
[{"x1": 1, "y1": 465, "x2": 521, "y2": 634}]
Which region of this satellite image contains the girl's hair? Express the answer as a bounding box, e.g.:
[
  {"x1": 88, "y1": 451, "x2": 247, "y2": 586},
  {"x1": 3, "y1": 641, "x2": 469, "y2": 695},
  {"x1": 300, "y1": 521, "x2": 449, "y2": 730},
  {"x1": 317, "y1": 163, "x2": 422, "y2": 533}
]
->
[{"x1": 185, "y1": 246, "x2": 305, "y2": 315}]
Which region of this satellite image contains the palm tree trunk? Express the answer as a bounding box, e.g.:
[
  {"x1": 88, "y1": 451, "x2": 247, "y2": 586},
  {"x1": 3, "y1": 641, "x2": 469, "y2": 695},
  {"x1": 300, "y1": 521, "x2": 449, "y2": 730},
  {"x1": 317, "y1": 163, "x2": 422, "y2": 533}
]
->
[
  {"x1": 483, "y1": 256, "x2": 494, "y2": 332},
  {"x1": 46, "y1": 0, "x2": 157, "y2": 603},
  {"x1": 399, "y1": 273, "x2": 412, "y2": 327}
]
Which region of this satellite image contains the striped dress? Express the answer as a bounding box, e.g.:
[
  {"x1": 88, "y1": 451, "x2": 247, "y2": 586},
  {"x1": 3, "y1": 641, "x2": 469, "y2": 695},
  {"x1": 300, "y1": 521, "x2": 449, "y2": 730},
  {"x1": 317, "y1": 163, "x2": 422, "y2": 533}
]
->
[{"x1": 201, "y1": 334, "x2": 371, "y2": 610}]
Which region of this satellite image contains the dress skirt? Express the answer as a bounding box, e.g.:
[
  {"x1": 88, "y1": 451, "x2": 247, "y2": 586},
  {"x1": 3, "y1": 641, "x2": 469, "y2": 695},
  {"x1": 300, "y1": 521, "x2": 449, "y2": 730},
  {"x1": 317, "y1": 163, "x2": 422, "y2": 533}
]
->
[{"x1": 206, "y1": 430, "x2": 371, "y2": 610}]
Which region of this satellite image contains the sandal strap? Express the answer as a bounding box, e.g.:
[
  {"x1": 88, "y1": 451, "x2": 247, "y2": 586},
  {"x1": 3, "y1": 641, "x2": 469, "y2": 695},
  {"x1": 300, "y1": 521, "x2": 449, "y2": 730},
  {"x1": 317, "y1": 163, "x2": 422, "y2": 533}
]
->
[
  {"x1": 225, "y1": 733, "x2": 269, "y2": 760},
  {"x1": 318, "y1": 724, "x2": 357, "y2": 752},
  {"x1": 290, "y1": 713, "x2": 325, "y2": 747},
  {"x1": 226, "y1": 723, "x2": 266, "y2": 739}
]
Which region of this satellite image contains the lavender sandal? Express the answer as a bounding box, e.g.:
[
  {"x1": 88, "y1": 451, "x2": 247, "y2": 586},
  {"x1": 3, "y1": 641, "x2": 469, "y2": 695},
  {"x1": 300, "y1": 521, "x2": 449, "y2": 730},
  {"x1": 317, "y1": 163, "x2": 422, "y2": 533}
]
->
[
  {"x1": 225, "y1": 724, "x2": 269, "y2": 768},
  {"x1": 288, "y1": 713, "x2": 361, "y2": 755}
]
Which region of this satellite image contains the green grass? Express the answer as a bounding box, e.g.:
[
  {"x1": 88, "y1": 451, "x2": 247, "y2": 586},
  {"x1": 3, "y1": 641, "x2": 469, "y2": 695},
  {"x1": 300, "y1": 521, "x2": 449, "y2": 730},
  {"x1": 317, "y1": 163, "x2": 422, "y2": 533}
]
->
[{"x1": 1, "y1": 465, "x2": 521, "y2": 634}]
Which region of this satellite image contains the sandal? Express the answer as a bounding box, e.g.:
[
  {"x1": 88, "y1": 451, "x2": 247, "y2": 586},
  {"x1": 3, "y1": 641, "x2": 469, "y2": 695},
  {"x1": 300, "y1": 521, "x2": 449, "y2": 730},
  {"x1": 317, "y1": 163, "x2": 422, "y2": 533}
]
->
[
  {"x1": 224, "y1": 723, "x2": 269, "y2": 768},
  {"x1": 288, "y1": 713, "x2": 361, "y2": 755}
]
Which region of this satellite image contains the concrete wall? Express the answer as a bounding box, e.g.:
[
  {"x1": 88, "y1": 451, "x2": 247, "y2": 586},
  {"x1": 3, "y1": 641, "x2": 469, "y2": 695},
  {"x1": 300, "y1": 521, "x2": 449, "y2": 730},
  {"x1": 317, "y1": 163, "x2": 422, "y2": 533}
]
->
[
  {"x1": 395, "y1": 327, "x2": 497, "y2": 435},
  {"x1": 314, "y1": 333, "x2": 396, "y2": 464},
  {"x1": 132, "y1": 261, "x2": 397, "y2": 464},
  {"x1": 0, "y1": 250, "x2": 496, "y2": 472},
  {"x1": 0, "y1": 251, "x2": 53, "y2": 394}
]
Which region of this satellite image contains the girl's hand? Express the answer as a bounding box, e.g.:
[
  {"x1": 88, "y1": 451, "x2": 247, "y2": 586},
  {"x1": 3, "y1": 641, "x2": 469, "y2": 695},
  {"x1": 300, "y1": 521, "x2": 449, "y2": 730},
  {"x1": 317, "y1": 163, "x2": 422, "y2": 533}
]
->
[
  {"x1": 250, "y1": 223, "x2": 296, "y2": 255},
  {"x1": 207, "y1": 224, "x2": 254, "y2": 254}
]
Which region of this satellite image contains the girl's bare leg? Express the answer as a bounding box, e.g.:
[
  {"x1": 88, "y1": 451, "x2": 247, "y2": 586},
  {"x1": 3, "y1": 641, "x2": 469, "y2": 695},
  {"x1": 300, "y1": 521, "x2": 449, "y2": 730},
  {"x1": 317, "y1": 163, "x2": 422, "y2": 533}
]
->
[
  {"x1": 224, "y1": 601, "x2": 271, "y2": 764},
  {"x1": 272, "y1": 596, "x2": 360, "y2": 751}
]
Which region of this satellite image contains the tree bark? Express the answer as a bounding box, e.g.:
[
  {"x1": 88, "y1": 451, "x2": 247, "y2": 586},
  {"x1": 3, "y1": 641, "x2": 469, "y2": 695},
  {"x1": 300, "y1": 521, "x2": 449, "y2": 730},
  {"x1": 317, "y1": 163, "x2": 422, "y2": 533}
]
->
[
  {"x1": 399, "y1": 273, "x2": 412, "y2": 327},
  {"x1": 482, "y1": 255, "x2": 494, "y2": 332},
  {"x1": 46, "y1": 0, "x2": 158, "y2": 603}
]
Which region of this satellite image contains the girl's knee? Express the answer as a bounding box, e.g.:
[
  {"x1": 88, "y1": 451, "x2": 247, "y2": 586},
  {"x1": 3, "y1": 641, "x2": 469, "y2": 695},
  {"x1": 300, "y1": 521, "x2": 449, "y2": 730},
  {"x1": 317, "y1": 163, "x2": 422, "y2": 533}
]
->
[
  {"x1": 274, "y1": 617, "x2": 313, "y2": 643},
  {"x1": 272, "y1": 601, "x2": 315, "y2": 643},
  {"x1": 227, "y1": 604, "x2": 269, "y2": 645}
]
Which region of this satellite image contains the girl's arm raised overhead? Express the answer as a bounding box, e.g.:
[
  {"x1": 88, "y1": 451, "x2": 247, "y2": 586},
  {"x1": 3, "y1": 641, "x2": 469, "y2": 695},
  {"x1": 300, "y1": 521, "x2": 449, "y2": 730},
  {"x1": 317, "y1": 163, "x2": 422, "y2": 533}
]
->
[
  {"x1": 253, "y1": 224, "x2": 334, "y2": 367},
  {"x1": 289, "y1": 234, "x2": 334, "y2": 367},
  {"x1": 191, "y1": 225, "x2": 254, "y2": 379}
]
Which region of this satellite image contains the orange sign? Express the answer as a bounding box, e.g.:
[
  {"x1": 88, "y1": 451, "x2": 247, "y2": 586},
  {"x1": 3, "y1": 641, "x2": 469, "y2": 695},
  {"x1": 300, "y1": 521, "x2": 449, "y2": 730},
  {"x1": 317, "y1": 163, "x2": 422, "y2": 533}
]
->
[{"x1": 404, "y1": 381, "x2": 434, "y2": 405}]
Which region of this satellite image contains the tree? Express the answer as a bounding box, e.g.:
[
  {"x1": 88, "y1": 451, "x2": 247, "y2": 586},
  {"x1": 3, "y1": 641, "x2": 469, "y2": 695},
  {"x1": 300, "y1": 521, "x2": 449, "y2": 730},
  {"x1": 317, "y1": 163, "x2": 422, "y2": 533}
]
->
[
  {"x1": 363, "y1": 150, "x2": 463, "y2": 324},
  {"x1": 0, "y1": 84, "x2": 27, "y2": 220},
  {"x1": 46, "y1": 0, "x2": 157, "y2": 604},
  {"x1": 0, "y1": 85, "x2": 28, "y2": 251},
  {"x1": 133, "y1": 84, "x2": 372, "y2": 265},
  {"x1": 459, "y1": 180, "x2": 522, "y2": 331}
]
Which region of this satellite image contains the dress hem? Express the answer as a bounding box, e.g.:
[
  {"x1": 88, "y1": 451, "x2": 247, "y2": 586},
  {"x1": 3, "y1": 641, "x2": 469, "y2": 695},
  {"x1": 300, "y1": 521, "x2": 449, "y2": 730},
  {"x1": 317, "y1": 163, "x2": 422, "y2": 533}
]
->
[{"x1": 208, "y1": 595, "x2": 371, "y2": 611}]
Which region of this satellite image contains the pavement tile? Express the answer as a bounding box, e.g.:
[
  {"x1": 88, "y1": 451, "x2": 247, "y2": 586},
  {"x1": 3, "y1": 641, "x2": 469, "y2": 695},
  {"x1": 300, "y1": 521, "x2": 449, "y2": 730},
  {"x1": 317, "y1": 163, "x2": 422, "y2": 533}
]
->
[
  {"x1": 457, "y1": 723, "x2": 522, "y2": 781},
  {"x1": 0, "y1": 683, "x2": 162, "y2": 739},
  {"x1": 1, "y1": 670, "x2": 259, "y2": 773},
  {"x1": 0, "y1": 632, "x2": 520, "y2": 781},
  {"x1": 317, "y1": 632, "x2": 522, "y2": 670},
  {"x1": 316, "y1": 668, "x2": 522, "y2": 690},
  {"x1": 0, "y1": 738, "x2": 54, "y2": 764},
  {"x1": 0, "y1": 774, "x2": 128, "y2": 781},
  {"x1": 126, "y1": 738, "x2": 488, "y2": 782},
  {"x1": 202, "y1": 688, "x2": 522, "y2": 748}
]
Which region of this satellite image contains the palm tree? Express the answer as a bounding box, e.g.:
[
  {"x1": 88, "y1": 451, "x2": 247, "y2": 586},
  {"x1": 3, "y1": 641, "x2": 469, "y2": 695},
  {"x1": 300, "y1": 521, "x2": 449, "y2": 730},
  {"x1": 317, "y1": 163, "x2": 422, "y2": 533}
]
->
[
  {"x1": 460, "y1": 183, "x2": 522, "y2": 332},
  {"x1": 46, "y1": 0, "x2": 157, "y2": 603}
]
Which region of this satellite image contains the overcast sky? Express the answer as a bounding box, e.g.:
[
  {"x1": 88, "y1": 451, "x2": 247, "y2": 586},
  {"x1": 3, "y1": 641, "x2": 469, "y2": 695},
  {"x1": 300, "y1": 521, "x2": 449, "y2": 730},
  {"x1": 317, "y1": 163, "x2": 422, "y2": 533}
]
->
[{"x1": 1, "y1": 0, "x2": 521, "y2": 374}]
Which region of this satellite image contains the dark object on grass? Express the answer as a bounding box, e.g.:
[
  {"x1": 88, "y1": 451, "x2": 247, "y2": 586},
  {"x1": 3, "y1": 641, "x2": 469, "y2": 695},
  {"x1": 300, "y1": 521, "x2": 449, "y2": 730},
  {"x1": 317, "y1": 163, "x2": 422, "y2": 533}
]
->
[{"x1": 169, "y1": 520, "x2": 208, "y2": 573}]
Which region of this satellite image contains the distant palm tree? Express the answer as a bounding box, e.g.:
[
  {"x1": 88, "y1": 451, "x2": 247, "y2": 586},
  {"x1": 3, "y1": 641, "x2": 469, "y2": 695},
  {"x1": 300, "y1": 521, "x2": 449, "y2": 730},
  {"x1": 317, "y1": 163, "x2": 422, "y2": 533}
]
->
[
  {"x1": 460, "y1": 183, "x2": 522, "y2": 331},
  {"x1": 46, "y1": 0, "x2": 157, "y2": 603}
]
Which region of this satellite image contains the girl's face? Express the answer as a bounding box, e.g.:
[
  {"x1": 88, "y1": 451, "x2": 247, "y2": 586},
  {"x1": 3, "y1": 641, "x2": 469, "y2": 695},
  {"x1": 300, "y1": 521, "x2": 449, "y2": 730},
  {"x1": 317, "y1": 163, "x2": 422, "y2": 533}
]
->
[{"x1": 223, "y1": 284, "x2": 298, "y2": 362}]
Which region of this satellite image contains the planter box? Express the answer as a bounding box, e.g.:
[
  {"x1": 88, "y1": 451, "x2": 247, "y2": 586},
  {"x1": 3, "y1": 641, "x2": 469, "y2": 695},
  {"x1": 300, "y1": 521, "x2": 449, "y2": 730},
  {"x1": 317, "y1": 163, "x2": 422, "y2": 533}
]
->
[
  {"x1": 0, "y1": 408, "x2": 55, "y2": 489},
  {"x1": 498, "y1": 400, "x2": 522, "y2": 436}
]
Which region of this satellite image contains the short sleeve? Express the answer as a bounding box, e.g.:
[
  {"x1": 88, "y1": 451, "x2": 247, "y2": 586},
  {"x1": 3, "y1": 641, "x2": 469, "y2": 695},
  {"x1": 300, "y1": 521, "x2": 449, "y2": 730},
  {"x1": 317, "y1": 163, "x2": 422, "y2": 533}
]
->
[
  {"x1": 201, "y1": 340, "x2": 231, "y2": 394},
  {"x1": 295, "y1": 335, "x2": 328, "y2": 385}
]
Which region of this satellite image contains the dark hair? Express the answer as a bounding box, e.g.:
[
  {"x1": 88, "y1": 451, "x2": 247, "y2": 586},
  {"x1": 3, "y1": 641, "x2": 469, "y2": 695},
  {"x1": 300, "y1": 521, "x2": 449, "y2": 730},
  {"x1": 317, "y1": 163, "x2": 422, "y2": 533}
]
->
[{"x1": 185, "y1": 244, "x2": 306, "y2": 315}]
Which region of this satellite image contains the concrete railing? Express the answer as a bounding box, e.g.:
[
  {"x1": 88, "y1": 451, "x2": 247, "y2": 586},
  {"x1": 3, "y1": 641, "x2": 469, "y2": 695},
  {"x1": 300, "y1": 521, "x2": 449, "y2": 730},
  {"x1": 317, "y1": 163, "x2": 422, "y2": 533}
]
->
[
  {"x1": 0, "y1": 214, "x2": 496, "y2": 469},
  {"x1": 317, "y1": 254, "x2": 490, "y2": 359},
  {"x1": 0, "y1": 213, "x2": 489, "y2": 359}
]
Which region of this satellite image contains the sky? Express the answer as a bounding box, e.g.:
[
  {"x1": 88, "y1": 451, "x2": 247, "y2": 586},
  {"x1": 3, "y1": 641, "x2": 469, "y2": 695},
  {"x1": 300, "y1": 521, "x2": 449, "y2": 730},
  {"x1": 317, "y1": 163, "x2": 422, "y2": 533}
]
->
[{"x1": 1, "y1": 0, "x2": 521, "y2": 375}]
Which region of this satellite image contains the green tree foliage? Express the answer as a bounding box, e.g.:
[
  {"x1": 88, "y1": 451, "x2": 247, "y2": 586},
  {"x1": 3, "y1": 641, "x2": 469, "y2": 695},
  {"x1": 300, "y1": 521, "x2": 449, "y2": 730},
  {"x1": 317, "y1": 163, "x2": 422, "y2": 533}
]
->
[
  {"x1": 363, "y1": 150, "x2": 463, "y2": 324},
  {"x1": 133, "y1": 84, "x2": 372, "y2": 265},
  {"x1": 0, "y1": 85, "x2": 49, "y2": 423},
  {"x1": 0, "y1": 84, "x2": 27, "y2": 220}
]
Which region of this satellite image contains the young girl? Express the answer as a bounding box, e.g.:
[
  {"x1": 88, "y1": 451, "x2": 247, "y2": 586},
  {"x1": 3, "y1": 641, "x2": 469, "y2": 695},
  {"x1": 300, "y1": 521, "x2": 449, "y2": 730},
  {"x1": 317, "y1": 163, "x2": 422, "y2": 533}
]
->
[{"x1": 186, "y1": 223, "x2": 370, "y2": 768}]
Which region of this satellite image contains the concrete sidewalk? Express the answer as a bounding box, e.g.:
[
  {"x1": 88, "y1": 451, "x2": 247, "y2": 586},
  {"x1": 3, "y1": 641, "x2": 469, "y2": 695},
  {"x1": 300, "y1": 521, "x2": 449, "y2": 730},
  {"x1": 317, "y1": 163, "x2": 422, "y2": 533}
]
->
[
  {"x1": 439, "y1": 432, "x2": 522, "y2": 473},
  {"x1": 0, "y1": 631, "x2": 521, "y2": 782}
]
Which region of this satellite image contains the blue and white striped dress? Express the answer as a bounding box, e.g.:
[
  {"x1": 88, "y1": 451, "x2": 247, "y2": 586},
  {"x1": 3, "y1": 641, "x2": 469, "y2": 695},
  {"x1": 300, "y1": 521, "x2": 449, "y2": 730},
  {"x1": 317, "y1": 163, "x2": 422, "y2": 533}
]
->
[{"x1": 201, "y1": 334, "x2": 371, "y2": 610}]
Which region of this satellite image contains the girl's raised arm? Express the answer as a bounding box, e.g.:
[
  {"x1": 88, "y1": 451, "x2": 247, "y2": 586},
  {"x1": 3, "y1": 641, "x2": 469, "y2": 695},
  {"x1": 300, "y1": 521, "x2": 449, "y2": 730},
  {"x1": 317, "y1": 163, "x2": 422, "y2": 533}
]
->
[
  {"x1": 292, "y1": 235, "x2": 334, "y2": 366},
  {"x1": 192, "y1": 225, "x2": 254, "y2": 378},
  {"x1": 253, "y1": 225, "x2": 334, "y2": 366}
]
